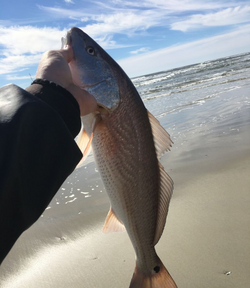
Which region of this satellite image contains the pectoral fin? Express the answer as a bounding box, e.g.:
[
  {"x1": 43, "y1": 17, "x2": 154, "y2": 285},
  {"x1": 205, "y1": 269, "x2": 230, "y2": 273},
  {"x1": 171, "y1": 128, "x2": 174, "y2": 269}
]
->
[
  {"x1": 103, "y1": 207, "x2": 125, "y2": 233},
  {"x1": 76, "y1": 128, "x2": 93, "y2": 167},
  {"x1": 76, "y1": 116, "x2": 100, "y2": 167}
]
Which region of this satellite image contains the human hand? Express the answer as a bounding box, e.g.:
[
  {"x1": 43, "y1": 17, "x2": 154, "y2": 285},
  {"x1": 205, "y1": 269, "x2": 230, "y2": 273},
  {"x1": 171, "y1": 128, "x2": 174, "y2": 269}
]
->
[{"x1": 36, "y1": 46, "x2": 97, "y2": 116}]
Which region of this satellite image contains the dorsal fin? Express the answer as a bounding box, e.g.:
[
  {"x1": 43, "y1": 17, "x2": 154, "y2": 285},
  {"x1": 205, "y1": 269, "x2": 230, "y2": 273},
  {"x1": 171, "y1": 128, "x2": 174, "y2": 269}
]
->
[
  {"x1": 103, "y1": 207, "x2": 126, "y2": 233},
  {"x1": 147, "y1": 110, "x2": 173, "y2": 159},
  {"x1": 153, "y1": 164, "x2": 174, "y2": 245}
]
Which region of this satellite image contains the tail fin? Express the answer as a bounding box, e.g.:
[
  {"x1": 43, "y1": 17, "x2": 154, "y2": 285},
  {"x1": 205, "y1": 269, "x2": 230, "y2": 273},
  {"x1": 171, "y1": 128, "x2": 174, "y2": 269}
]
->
[{"x1": 129, "y1": 259, "x2": 178, "y2": 288}]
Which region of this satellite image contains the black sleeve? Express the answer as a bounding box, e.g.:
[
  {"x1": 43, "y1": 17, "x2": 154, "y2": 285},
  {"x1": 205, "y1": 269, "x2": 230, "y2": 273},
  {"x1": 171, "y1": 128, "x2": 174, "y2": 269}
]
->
[{"x1": 0, "y1": 82, "x2": 83, "y2": 264}]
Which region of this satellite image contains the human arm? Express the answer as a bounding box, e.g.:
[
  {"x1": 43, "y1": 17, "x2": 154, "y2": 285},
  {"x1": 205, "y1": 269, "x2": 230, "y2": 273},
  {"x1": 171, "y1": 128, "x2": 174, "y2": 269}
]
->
[{"x1": 0, "y1": 46, "x2": 96, "y2": 264}]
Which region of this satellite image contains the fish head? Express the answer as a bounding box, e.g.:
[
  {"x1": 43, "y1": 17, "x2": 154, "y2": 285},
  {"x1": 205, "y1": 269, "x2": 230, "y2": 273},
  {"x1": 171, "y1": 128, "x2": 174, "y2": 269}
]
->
[{"x1": 62, "y1": 27, "x2": 120, "y2": 112}]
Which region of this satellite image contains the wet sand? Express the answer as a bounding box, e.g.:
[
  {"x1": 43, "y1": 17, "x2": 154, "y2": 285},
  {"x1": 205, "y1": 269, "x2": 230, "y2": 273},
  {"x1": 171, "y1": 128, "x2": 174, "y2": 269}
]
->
[{"x1": 1, "y1": 89, "x2": 250, "y2": 287}]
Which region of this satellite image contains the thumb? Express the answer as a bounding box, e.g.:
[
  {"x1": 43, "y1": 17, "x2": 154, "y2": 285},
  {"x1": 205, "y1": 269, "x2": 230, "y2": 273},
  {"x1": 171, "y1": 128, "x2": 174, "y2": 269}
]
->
[{"x1": 58, "y1": 45, "x2": 74, "y2": 63}]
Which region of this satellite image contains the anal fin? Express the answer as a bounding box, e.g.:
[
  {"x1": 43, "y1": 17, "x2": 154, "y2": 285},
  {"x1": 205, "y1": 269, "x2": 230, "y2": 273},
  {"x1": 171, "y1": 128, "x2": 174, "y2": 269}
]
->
[
  {"x1": 103, "y1": 207, "x2": 125, "y2": 233},
  {"x1": 153, "y1": 164, "x2": 174, "y2": 246}
]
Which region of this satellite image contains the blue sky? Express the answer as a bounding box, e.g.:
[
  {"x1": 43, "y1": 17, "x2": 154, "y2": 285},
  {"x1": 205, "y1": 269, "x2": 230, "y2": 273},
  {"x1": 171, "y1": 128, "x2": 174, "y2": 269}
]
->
[{"x1": 0, "y1": 0, "x2": 250, "y2": 88}]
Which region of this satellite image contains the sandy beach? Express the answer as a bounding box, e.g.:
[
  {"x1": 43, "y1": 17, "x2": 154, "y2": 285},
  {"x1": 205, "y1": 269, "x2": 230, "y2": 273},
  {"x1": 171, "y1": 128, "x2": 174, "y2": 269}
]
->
[{"x1": 1, "y1": 85, "x2": 250, "y2": 287}]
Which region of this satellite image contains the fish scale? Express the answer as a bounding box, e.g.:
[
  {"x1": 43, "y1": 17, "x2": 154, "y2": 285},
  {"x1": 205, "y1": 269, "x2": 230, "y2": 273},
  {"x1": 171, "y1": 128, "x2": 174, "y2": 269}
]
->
[
  {"x1": 93, "y1": 90, "x2": 159, "y2": 263},
  {"x1": 96, "y1": 104, "x2": 155, "y2": 226}
]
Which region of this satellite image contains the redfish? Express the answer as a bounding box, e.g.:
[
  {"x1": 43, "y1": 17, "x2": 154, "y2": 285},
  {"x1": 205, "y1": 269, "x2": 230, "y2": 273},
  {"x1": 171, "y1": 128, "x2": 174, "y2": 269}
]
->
[{"x1": 62, "y1": 27, "x2": 177, "y2": 288}]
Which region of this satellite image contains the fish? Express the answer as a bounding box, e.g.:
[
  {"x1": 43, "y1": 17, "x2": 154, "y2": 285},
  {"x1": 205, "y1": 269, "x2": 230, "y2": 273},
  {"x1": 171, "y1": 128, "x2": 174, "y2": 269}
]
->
[{"x1": 62, "y1": 27, "x2": 177, "y2": 288}]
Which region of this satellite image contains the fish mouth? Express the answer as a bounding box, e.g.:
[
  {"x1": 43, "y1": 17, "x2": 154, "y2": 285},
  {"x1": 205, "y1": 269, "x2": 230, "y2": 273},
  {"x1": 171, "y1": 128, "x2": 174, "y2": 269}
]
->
[
  {"x1": 62, "y1": 27, "x2": 81, "y2": 48},
  {"x1": 61, "y1": 31, "x2": 72, "y2": 48}
]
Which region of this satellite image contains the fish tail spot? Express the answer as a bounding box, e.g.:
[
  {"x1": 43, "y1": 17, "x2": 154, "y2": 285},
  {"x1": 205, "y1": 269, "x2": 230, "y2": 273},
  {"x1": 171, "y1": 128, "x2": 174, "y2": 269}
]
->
[{"x1": 153, "y1": 266, "x2": 160, "y2": 273}]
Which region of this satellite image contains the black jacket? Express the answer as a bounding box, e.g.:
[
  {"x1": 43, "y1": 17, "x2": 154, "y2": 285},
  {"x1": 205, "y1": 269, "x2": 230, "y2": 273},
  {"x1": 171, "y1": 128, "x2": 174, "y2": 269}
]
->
[{"x1": 0, "y1": 79, "x2": 83, "y2": 264}]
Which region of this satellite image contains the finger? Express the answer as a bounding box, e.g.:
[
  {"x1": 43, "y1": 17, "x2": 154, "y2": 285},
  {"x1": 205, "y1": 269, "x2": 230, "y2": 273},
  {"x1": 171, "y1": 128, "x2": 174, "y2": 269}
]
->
[
  {"x1": 40, "y1": 47, "x2": 74, "y2": 64},
  {"x1": 58, "y1": 46, "x2": 74, "y2": 63},
  {"x1": 36, "y1": 49, "x2": 73, "y2": 86}
]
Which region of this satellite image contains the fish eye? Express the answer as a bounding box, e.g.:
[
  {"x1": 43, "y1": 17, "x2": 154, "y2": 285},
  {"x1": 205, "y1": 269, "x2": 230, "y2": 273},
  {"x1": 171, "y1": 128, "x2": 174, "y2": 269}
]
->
[{"x1": 86, "y1": 46, "x2": 95, "y2": 56}]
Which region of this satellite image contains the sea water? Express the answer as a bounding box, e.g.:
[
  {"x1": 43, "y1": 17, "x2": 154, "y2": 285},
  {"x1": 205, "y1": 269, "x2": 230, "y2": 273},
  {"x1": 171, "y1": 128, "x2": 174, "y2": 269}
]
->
[{"x1": 133, "y1": 52, "x2": 250, "y2": 139}]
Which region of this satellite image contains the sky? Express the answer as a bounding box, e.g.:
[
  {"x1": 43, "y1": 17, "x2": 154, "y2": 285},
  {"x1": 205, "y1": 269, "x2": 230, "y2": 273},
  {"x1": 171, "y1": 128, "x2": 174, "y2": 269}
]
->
[{"x1": 0, "y1": 0, "x2": 250, "y2": 88}]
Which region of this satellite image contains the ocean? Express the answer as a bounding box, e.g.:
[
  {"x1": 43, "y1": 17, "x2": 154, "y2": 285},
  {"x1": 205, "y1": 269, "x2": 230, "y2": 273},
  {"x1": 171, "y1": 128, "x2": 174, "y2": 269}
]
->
[{"x1": 133, "y1": 52, "x2": 250, "y2": 144}]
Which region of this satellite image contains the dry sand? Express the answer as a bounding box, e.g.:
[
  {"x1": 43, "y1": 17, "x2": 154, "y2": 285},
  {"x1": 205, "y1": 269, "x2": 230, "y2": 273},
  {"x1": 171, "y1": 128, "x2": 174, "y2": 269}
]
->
[{"x1": 0, "y1": 113, "x2": 250, "y2": 288}]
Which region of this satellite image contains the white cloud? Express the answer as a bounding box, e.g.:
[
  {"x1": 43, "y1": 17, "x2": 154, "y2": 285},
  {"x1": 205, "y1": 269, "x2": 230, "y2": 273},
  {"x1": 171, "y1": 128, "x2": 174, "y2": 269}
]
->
[
  {"x1": 171, "y1": 5, "x2": 250, "y2": 31},
  {"x1": 37, "y1": 5, "x2": 88, "y2": 19},
  {"x1": 65, "y1": 0, "x2": 74, "y2": 4},
  {"x1": 130, "y1": 47, "x2": 150, "y2": 54},
  {"x1": 97, "y1": 0, "x2": 245, "y2": 12},
  {"x1": 37, "y1": 5, "x2": 164, "y2": 46},
  {"x1": 37, "y1": 2, "x2": 250, "y2": 38},
  {"x1": 36, "y1": 2, "x2": 250, "y2": 39},
  {"x1": 0, "y1": 53, "x2": 42, "y2": 75},
  {"x1": 38, "y1": 5, "x2": 162, "y2": 37},
  {"x1": 0, "y1": 26, "x2": 66, "y2": 75},
  {"x1": 0, "y1": 26, "x2": 65, "y2": 56},
  {"x1": 82, "y1": 10, "x2": 160, "y2": 38},
  {"x1": 118, "y1": 24, "x2": 250, "y2": 77},
  {"x1": 0, "y1": 24, "x2": 129, "y2": 77}
]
